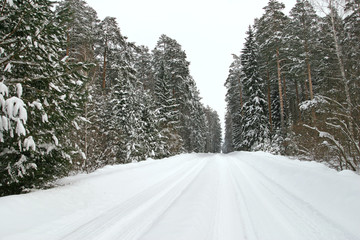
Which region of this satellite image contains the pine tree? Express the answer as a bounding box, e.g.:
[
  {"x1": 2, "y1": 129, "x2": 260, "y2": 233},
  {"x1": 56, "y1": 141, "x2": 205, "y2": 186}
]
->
[
  {"x1": 0, "y1": 0, "x2": 87, "y2": 195},
  {"x1": 108, "y1": 67, "x2": 139, "y2": 163},
  {"x1": 152, "y1": 35, "x2": 187, "y2": 155},
  {"x1": 56, "y1": 0, "x2": 99, "y2": 63},
  {"x1": 153, "y1": 65, "x2": 182, "y2": 155},
  {"x1": 97, "y1": 17, "x2": 127, "y2": 90},
  {"x1": 344, "y1": 0, "x2": 360, "y2": 131},
  {"x1": 56, "y1": 0, "x2": 100, "y2": 172},
  {"x1": 255, "y1": 0, "x2": 289, "y2": 151},
  {"x1": 240, "y1": 26, "x2": 269, "y2": 151},
  {"x1": 288, "y1": 0, "x2": 321, "y2": 124},
  {"x1": 204, "y1": 106, "x2": 222, "y2": 153},
  {"x1": 134, "y1": 46, "x2": 156, "y2": 94},
  {"x1": 187, "y1": 85, "x2": 207, "y2": 153},
  {"x1": 224, "y1": 55, "x2": 243, "y2": 152},
  {"x1": 300, "y1": 3, "x2": 360, "y2": 170},
  {"x1": 223, "y1": 112, "x2": 234, "y2": 153},
  {"x1": 137, "y1": 90, "x2": 165, "y2": 159}
]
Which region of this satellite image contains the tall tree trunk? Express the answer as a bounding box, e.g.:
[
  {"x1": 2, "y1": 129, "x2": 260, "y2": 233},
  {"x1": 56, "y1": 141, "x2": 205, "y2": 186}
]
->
[
  {"x1": 276, "y1": 48, "x2": 285, "y2": 133},
  {"x1": 329, "y1": 0, "x2": 353, "y2": 135},
  {"x1": 304, "y1": 77, "x2": 309, "y2": 101},
  {"x1": 66, "y1": 30, "x2": 70, "y2": 60},
  {"x1": 102, "y1": 40, "x2": 107, "y2": 89},
  {"x1": 282, "y1": 75, "x2": 287, "y2": 107},
  {"x1": 239, "y1": 79, "x2": 243, "y2": 116},
  {"x1": 304, "y1": 40, "x2": 316, "y2": 124},
  {"x1": 295, "y1": 79, "x2": 302, "y2": 122},
  {"x1": 267, "y1": 67, "x2": 273, "y2": 132}
]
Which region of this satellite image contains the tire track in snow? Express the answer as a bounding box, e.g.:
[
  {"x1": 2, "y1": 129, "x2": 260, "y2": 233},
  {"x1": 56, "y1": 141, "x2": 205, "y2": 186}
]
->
[
  {"x1": 230, "y1": 156, "x2": 360, "y2": 240},
  {"x1": 140, "y1": 155, "x2": 222, "y2": 240},
  {"x1": 207, "y1": 156, "x2": 251, "y2": 240},
  {"x1": 59, "y1": 158, "x2": 207, "y2": 240},
  {"x1": 238, "y1": 158, "x2": 360, "y2": 240},
  {"x1": 2, "y1": 153, "x2": 359, "y2": 240},
  {"x1": 227, "y1": 157, "x2": 260, "y2": 240}
]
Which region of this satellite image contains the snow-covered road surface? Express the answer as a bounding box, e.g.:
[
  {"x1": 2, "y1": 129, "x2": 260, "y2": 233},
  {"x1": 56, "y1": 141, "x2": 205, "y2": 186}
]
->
[{"x1": 1, "y1": 152, "x2": 360, "y2": 240}]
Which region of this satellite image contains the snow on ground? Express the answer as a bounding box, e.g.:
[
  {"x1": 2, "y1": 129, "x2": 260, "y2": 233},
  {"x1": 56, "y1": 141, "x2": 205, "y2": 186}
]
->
[{"x1": 0, "y1": 152, "x2": 360, "y2": 240}]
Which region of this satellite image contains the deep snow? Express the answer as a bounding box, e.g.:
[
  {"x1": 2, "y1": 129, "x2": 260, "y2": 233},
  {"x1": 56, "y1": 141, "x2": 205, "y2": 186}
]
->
[{"x1": 0, "y1": 152, "x2": 359, "y2": 240}]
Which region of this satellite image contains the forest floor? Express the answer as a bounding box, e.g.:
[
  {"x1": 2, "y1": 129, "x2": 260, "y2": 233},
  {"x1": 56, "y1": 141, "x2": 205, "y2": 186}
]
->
[{"x1": 0, "y1": 152, "x2": 360, "y2": 240}]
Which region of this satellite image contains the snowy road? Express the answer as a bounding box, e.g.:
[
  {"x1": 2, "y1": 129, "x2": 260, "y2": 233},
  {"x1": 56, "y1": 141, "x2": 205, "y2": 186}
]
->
[{"x1": 1, "y1": 152, "x2": 360, "y2": 240}]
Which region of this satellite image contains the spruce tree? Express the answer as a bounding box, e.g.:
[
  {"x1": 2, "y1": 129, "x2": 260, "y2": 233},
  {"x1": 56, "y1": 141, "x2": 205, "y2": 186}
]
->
[
  {"x1": 134, "y1": 46, "x2": 156, "y2": 95},
  {"x1": 255, "y1": 0, "x2": 289, "y2": 151},
  {"x1": 224, "y1": 55, "x2": 243, "y2": 152},
  {"x1": 240, "y1": 26, "x2": 269, "y2": 151},
  {"x1": 0, "y1": 0, "x2": 87, "y2": 195},
  {"x1": 287, "y1": 0, "x2": 321, "y2": 124},
  {"x1": 204, "y1": 106, "x2": 222, "y2": 153},
  {"x1": 57, "y1": 0, "x2": 100, "y2": 172},
  {"x1": 152, "y1": 35, "x2": 186, "y2": 155},
  {"x1": 344, "y1": 0, "x2": 360, "y2": 120}
]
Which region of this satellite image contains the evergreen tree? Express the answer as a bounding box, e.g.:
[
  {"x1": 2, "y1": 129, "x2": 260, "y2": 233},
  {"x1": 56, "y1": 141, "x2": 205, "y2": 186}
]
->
[
  {"x1": 255, "y1": 0, "x2": 289, "y2": 151},
  {"x1": 56, "y1": 0, "x2": 99, "y2": 171},
  {"x1": 187, "y1": 85, "x2": 207, "y2": 153},
  {"x1": 204, "y1": 106, "x2": 222, "y2": 153},
  {"x1": 137, "y1": 90, "x2": 165, "y2": 159},
  {"x1": 224, "y1": 55, "x2": 243, "y2": 152},
  {"x1": 152, "y1": 35, "x2": 187, "y2": 155},
  {"x1": 56, "y1": 0, "x2": 99, "y2": 63},
  {"x1": 0, "y1": 0, "x2": 87, "y2": 195},
  {"x1": 240, "y1": 26, "x2": 269, "y2": 151},
  {"x1": 97, "y1": 17, "x2": 127, "y2": 90},
  {"x1": 286, "y1": 0, "x2": 324, "y2": 127},
  {"x1": 134, "y1": 46, "x2": 156, "y2": 94},
  {"x1": 223, "y1": 112, "x2": 234, "y2": 153},
  {"x1": 153, "y1": 64, "x2": 182, "y2": 155},
  {"x1": 344, "y1": 0, "x2": 360, "y2": 128},
  {"x1": 108, "y1": 67, "x2": 140, "y2": 163}
]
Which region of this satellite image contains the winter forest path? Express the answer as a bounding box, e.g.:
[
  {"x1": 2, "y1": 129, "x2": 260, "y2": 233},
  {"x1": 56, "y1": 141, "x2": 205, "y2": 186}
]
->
[{"x1": 0, "y1": 152, "x2": 360, "y2": 240}]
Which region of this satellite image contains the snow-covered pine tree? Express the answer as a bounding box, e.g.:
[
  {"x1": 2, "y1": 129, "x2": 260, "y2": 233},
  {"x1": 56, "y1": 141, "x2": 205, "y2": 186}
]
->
[
  {"x1": 287, "y1": 0, "x2": 321, "y2": 125},
  {"x1": 137, "y1": 89, "x2": 166, "y2": 159},
  {"x1": 152, "y1": 35, "x2": 185, "y2": 155},
  {"x1": 134, "y1": 46, "x2": 166, "y2": 158},
  {"x1": 204, "y1": 106, "x2": 222, "y2": 153},
  {"x1": 108, "y1": 66, "x2": 140, "y2": 163},
  {"x1": 255, "y1": 0, "x2": 289, "y2": 152},
  {"x1": 186, "y1": 83, "x2": 207, "y2": 153},
  {"x1": 56, "y1": 0, "x2": 99, "y2": 63},
  {"x1": 344, "y1": 0, "x2": 360, "y2": 129},
  {"x1": 97, "y1": 17, "x2": 127, "y2": 90},
  {"x1": 283, "y1": 0, "x2": 325, "y2": 156},
  {"x1": 0, "y1": 0, "x2": 87, "y2": 195},
  {"x1": 56, "y1": 0, "x2": 100, "y2": 172},
  {"x1": 153, "y1": 63, "x2": 182, "y2": 156},
  {"x1": 134, "y1": 46, "x2": 156, "y2": 95},
  {"x1": 224, "y1": 54, "x2": 243, "y2": 152},
  {"x1": 152, "y1": 34, "x2": 210, "y2": 154},
  {"x1": 298, "y1": 3, "x2": 360, "y2": 170},
  {"x1": 240, "y1": 26, "x2": 269, "y2": 151},
  {"x1": 223, "y1": 112, "x2": 233, "y2": 153}
]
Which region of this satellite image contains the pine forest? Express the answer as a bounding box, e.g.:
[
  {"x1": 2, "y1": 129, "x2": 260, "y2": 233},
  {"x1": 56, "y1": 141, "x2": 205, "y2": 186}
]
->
[
  {"x1": 1, "y1": 0, "x2": 359, "y2": 196},
  {"x1": 0, "y1": 0, "x2": 222, "y2": 195},
  {"x1": 224, "y1": 0, "x2": 360, "y2": 171}
]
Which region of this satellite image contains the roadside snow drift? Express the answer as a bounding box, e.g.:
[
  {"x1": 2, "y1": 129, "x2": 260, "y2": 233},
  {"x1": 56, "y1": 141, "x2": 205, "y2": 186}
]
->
[{"x1": 0, "y1": 152, "x2": 359, "y2": 240}]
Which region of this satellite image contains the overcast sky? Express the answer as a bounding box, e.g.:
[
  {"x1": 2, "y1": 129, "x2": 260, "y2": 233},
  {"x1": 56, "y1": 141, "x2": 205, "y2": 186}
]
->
[{"x1": 86, "y1": 0, "x2": 296, "y2": 132}]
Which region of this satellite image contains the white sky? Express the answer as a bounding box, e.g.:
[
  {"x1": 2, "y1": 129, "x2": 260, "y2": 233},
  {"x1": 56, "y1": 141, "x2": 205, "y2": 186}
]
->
[{"x1": 86, "y1": 0, "x2": 296, "y2": 133}]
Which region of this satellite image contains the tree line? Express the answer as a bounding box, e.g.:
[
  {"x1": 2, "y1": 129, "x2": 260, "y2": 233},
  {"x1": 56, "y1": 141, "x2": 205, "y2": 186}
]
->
[
  {"x1": 0, "y1": 0, "x2": 222, "y2": 196},
  {"x1": 224, "y1": 0, "x2": 360, "y2": 171}
]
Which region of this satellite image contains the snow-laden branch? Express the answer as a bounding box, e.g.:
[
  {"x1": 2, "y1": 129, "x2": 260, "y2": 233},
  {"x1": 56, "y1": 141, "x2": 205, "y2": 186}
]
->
[
  {"x1": 0, "y1": 81, "x2": 29, "y2": 143},
  {"x1": 303, "y1": 124, "x2": 356, "y2": 170}
]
